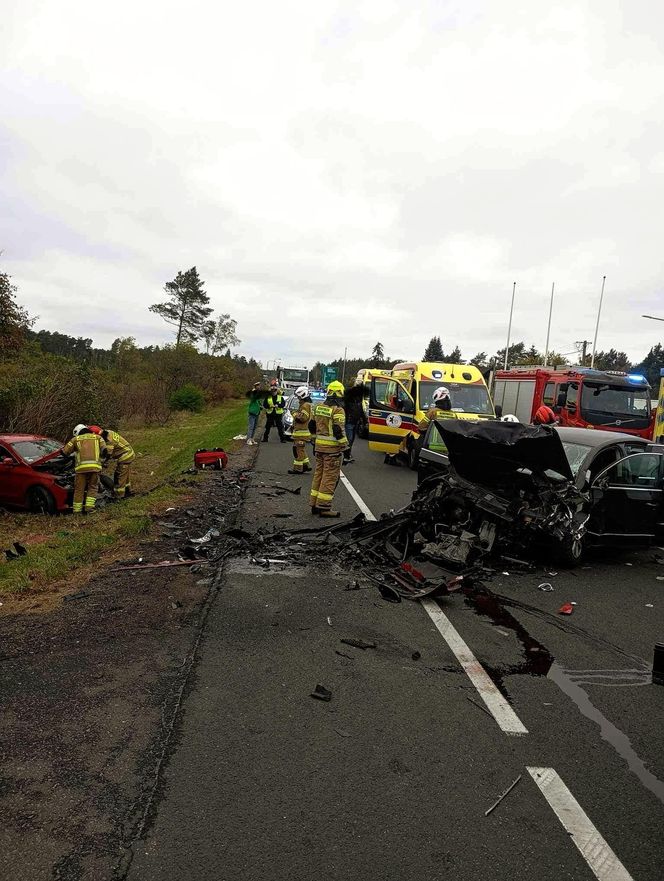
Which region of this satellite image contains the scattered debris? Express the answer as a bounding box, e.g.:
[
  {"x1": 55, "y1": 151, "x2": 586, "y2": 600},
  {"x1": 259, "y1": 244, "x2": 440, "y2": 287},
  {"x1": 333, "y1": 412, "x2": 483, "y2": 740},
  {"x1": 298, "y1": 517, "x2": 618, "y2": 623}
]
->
[
  {"x1": 484, "y1": 774, "x2": 522, "y2": 816},
  {"x1": 63, "y1": 590, "x2": 91, "y2": 602},
  {"x1": 411, "y1": 651, "x2": 421, "y2": 661},
  {"x1": 340, "y1": 638, "x2": 377, "y2": 650},
  {"x1": 378, "y1": 583, "x2": 402, "y2": 603},
  {"x1": 558, "y1": 603, "x2": 574, "y2": 615},
  {"x1": 646, "y1": 603, "x2": 654, "y2": 608},
  {"x1": 344, "y1": 580, "x2": 360, "y2": 591},
  {"x1": 111, "y1": 560, "x2": 209, "y2": 572},
  {"x1": 467, "y1": 695, "x2": 493, "y2": 719},
  {"x1": 310, "y1": 684, "x2": 332, "y2": 702},
  {"x1": 327, "y1": 616, "x2": 332, "y2": 626},
  {"x1": 538, "y1": 583, "x2": 554, "y2": 591},
  {"x1": 335, "y1": 650, "x2": 355, "y2": 660},
  {"x1": 171, "y1": 600, "x2": 183, "y2": 609},
  {"x1": 334, "y1": 728, "x2": 352, "y2": 737},
  {"x1": 13, "y1": 542, "x2": 27, "y2": 556},
  {"x1": 190, "y1": 528, "x2": 220, "y2": 545},
  {"x1": 274, "y1": 513, "x2": 294, "y2": 518}
]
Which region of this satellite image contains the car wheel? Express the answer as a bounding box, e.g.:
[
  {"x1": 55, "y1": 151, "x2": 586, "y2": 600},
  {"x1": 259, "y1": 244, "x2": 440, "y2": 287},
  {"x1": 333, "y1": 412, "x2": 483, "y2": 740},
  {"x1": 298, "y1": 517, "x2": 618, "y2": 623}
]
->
[
  {"x1": 407, "y1": 440, "x2": 420, "y2": 471},
  {"x1": 555, "y1": 534, "x2": 585, "y2": 567},
  {"x1": 27, "y1": 486, "x2": 57, "y2": 515},
  {"x1": 99, "y1": 473, "x2": 115, "y2": 492}
]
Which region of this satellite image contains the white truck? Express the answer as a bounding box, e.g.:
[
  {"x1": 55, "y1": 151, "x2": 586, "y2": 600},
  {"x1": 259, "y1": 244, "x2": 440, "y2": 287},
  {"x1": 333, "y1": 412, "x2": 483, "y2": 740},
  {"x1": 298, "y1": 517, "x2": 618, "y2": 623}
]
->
[{"x1": 278, "y1": 366, "x2": 309, "y2": 391}]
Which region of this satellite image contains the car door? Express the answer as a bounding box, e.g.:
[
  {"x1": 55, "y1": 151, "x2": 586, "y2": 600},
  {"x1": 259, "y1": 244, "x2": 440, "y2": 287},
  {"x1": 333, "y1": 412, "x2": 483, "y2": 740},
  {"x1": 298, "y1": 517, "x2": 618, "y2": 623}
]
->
[
  {"x1": 368, "y1": 377, "x2": 417, "y2": 453},
  {"x1": 417, "y1": 421, "x2": 450, "y2": 484},
  {"x1": 589, "y1": 452, "x2": 664, "y2": 538},
  {"x1": 0, "y1": 443, "x2": 23, "y2": 504}
]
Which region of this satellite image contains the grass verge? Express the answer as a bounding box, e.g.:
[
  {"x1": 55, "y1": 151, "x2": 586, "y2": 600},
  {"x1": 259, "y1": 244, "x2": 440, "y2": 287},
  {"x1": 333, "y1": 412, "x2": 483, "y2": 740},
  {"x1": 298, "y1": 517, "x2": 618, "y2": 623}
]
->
[{"x1": 0, "y1": 401, "x2": 247, "y2": 596}]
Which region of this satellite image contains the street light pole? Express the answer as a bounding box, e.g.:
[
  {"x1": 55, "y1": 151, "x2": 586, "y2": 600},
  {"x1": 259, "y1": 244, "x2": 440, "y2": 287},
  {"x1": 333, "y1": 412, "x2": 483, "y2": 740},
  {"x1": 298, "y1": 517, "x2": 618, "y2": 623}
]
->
[
  {"x1": 590, "y1": 275, "x2": 606, "y2": 369},
  {"x1": 504, "y1": 282, "x2": 516, "y2": 370},
  {"x1": 544, "y1": 282, "x2": 555, "y2": 367}
]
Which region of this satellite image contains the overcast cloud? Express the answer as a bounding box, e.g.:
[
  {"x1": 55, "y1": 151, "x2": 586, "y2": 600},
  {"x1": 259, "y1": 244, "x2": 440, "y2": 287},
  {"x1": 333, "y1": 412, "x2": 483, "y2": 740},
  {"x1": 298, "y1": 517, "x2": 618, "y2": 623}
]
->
[{"x1": 2, "y1": 0, "x2": 663, "y2": 367}]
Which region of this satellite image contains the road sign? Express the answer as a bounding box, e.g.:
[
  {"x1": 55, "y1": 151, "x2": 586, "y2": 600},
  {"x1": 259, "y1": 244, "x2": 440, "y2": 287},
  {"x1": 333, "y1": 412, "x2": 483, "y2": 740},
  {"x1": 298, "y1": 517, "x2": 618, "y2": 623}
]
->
[{"x1": 321, "y1": 366, "x2": 337, "y2": 386}]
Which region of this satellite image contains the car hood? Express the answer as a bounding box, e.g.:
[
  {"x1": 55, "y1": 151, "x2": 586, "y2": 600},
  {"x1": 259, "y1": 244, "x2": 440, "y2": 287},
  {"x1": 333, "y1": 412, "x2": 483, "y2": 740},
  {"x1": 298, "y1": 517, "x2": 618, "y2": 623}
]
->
[{"x1": 436, "y1": 419, "x2": 574, "y2": 484}]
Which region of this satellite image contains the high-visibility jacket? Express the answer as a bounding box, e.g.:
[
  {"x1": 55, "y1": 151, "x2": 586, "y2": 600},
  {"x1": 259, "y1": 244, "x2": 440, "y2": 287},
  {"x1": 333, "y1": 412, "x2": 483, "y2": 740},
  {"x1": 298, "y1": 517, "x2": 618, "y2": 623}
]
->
[
  {"x1": 313, "y1": 401, "x2": 347, "y2": 454},
  {"x1": 62, "y1": 432, "x2": 106, "y2": 473},
  {"x1": 418, "y1": 406, "x2": 457, "y2": 434},
  {"x1": 264, "y1": 393, "x2": 285, "y2": 415},
  {"x1": 292, "y1": 401, "x2": 312, "y2": 441},
  {"x1": 103, "y1": 430, "x2": 135, "y2": 462}
]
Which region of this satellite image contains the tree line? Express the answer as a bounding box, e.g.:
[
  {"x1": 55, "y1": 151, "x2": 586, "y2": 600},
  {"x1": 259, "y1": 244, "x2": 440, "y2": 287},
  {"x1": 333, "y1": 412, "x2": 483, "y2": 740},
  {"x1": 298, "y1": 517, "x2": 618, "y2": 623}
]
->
[{"x1": 0, "y1": 266, "x2": 259, "y2": 439}]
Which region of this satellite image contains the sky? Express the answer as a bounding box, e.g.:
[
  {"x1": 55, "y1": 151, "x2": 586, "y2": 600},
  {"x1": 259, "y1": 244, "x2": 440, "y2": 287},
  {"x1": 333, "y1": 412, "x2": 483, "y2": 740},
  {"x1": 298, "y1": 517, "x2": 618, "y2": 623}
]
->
[{"x1": 2, "y1": 0, "x2": 664, "y2": 368}]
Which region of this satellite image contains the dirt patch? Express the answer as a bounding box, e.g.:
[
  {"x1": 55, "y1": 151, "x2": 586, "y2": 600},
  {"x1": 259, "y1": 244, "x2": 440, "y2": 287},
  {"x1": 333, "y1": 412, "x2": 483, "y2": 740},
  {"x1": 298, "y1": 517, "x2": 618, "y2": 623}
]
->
[{"x1": 0, "y1": 442, "x2": 256, "y2": 881}]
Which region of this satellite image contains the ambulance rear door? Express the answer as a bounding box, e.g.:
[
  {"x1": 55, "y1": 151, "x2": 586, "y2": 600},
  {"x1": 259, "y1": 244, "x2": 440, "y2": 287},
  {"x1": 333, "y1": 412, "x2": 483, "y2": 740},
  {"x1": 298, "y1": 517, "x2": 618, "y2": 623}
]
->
[{"x1": 368, "y1": 376, "x2": 418, "y2": 454}]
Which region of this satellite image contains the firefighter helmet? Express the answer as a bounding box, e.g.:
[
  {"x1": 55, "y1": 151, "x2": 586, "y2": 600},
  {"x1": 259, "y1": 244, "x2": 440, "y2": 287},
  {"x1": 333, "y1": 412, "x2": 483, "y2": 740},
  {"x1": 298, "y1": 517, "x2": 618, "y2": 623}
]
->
[
  {"x1": 294, "y1": 385, "x2": 309, "y2": 400},
  {"x1": 327, "y1": 380, "x2": 345, "y2": 398},
  {"x1": 432, "y1": 387, "x2": 450, "y2": 404},
  {"x1": 73, "y1": 424, "x2": 87, "y2": 436}
]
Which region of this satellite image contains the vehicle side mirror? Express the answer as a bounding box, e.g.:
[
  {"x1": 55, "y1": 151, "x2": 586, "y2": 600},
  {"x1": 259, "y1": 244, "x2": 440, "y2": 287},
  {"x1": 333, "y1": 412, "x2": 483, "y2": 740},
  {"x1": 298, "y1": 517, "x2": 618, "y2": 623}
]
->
[
  {"x1": 0, "y1": 456, "x2": 16, "y2": 466},
  {"x1": 402, "y1": 400, "x2": 415, "y2": 414}
]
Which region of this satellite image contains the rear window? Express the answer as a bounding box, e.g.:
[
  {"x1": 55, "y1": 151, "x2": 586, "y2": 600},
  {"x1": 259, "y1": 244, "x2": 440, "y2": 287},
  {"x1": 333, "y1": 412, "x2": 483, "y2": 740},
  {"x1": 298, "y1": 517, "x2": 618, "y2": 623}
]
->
[{"x1": 11, "y1": 438, "x2": 62, "y2": 463}]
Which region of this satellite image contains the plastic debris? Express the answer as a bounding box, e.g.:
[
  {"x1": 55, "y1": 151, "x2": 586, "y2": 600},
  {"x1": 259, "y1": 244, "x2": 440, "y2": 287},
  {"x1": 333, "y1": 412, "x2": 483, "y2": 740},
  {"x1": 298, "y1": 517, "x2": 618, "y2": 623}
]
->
[
  {"x1": 64, "y1": 590, "x2": 91, "y2": 602},
  {"x1": 190, "y1": 528, "x2": 220, "y2": 545},
  {"x1": 327, "y1": 616, "x2": 332, "y2": 626},
  {"x1": 344, "y1": 580, "x2": 360, "y2": 591},
  {"x1": 558, "y1": 603, "x2": 574, "y2": 615},
  {"x1": 378, "y1": 582, "x2": 402, "y2": 603},
  {"x1": 310, "y1": 684, "x2": 332, "y2": 702},
  {"x1": 411, "y1": 651, "x2": 421, "y2": 661},
  {"x1": 538, "y1": 583, "x2": 554, "y2": 591},
  {"x1": 646, "y1": 603, "x2": 654, "y2": 608},
  {"x1": 13, "y1": 542, "x2": 27, "y2": 556}
]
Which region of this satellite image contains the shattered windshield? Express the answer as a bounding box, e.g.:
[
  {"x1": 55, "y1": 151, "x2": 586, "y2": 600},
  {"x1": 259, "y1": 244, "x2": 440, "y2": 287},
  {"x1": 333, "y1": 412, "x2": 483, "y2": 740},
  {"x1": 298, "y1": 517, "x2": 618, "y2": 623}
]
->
[
  {"x1": 418, "y1": 381, "x2": 493, "y2": 415},
  {"x1": 12, "y1": 438, "x2": 62, "y2": 463},
  {"x1": 561, "y1": 441, "x2": 593, "y2": 477},
  {"x1": 580, "y1": 382, "x2": 651, "y2": 428}
]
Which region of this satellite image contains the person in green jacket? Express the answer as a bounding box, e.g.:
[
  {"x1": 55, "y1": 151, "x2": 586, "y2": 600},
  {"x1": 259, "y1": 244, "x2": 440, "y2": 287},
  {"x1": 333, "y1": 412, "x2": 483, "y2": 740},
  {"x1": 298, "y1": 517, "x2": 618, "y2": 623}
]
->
[{"x1": 245, "y1": 382, "x2": 263, "y2": 445}]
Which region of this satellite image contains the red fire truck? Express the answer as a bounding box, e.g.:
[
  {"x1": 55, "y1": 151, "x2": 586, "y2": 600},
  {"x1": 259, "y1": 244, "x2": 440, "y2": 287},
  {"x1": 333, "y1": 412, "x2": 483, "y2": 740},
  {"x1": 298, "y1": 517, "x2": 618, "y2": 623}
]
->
[{"x1": 493, "y1": 367, "x2": 654, "y2": 439}]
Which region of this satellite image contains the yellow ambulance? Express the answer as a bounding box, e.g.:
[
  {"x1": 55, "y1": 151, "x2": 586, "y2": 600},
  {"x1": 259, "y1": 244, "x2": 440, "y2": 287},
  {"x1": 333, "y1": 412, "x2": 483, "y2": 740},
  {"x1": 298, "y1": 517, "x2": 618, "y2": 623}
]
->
[{"x1": 368, "y1": 361, "x2": 495, "y2": 467}]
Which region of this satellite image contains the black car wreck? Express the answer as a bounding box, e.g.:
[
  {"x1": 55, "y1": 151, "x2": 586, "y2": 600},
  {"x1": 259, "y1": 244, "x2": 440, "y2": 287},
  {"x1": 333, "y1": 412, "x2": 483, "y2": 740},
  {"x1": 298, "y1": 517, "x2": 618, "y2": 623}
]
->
[{"x1": 417, "y1": 420, "x2": 664, "y2": 565}]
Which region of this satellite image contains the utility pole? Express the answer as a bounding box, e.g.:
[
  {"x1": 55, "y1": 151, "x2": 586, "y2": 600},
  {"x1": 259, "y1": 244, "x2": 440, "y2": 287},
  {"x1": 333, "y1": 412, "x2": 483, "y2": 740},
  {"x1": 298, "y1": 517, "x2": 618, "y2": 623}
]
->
[
  {"x1": 543, "y1": 282, "x2": 555, "y2": 367},
  {"x1": 341, "y1": 347, "x2": 347, "y2": 383},
  {"x1": 575, "y1": 340, "x2": 591, "y2": 366},
  {"x1": 504, "y1": 282, "x2": 516, "y2": 370},
  {"x1": 590, "y1": 275, "x2": 606, "y2": 369}
]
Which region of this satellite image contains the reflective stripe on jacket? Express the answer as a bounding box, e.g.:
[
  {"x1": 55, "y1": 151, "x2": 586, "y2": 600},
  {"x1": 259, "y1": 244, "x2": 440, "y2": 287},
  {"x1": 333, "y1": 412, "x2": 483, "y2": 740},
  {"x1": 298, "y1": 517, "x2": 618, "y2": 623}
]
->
[
  {"x1": 418, "y1": 407, "x2": 457, "y2": 434},
  {"x1": 314, "y1": 403, "x2": 347, "y2": 453},
  {"x1": 292, "y1": 402, "x2": 312, "y2": 440},
  {"x1": 104, "y1": 430, "x2": 135, "y2": 462},
  {"x1": 62, "y1": 432, "x2": 106, "y2": 473},
  {"x1": 264, "y1": 393, "x2": 285, "y2": 415}
]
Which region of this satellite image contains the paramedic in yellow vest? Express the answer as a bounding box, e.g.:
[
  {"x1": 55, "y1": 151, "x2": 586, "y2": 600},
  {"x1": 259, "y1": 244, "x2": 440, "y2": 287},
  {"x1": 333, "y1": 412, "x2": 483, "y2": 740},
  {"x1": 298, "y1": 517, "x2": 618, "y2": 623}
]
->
[
  {"x1": 262, "y1": 379, "x2": 287, "y2": 443},
  {"x1": 62, "y1": 424, "x2": 106, "y2": 514},
  {"x1": 417, "y1": 386, "x2": 454, "y2": 434},
  {"x1": 310, "y1": 381, "x2": 347, "y2": 518},
  {"x1": 100, "y1": 428, "x2": 135, "y2": 498},
  {"x1": 288, "y1": 386, "x2": 313, "y2": 475}
]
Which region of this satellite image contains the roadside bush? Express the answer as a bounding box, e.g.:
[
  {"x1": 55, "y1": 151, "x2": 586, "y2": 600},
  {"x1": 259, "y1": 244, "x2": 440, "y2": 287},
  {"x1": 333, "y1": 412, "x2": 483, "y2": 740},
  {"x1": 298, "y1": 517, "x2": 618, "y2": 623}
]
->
[{"x1": 169, "y1": 384, "x2": 205, "y2": 413}]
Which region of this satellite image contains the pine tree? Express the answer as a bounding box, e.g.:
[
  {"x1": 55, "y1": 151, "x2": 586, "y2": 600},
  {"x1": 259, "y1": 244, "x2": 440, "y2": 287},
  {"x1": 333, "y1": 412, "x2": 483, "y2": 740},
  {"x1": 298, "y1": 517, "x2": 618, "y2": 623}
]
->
[
  {"x1": 370, "y1": 342, "x2": 386, "y2": 366},
  {"x1": 423, "y1": 336, "x2": 444, "y2": 361},
  {"x1": 149, "y1": 267, "x2": 213, "y2": 348},
  {"x1": 446, "y1": 345, "x2": 463, "y2": 364}
]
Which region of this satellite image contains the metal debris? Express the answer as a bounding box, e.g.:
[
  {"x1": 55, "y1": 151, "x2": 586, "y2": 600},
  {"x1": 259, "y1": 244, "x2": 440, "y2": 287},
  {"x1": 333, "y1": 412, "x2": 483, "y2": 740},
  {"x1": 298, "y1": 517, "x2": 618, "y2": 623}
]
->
[
  {"x1": 310, "y1": 684, "x2": 332, "y2": 702},
  {"x1": 484, "y1": 774, "x2": 522, "y2": 816}
]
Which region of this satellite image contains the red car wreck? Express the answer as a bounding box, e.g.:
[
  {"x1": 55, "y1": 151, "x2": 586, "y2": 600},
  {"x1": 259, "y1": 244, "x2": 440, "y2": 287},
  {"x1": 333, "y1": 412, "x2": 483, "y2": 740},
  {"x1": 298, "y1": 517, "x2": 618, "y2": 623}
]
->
[{"x1": 0, "y1": 434, "x2": 74, "y2": 513}]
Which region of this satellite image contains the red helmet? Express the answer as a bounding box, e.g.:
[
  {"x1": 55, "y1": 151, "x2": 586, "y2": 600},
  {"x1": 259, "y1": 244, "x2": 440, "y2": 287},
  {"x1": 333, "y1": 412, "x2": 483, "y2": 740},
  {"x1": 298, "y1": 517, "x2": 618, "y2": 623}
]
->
[
  {"x1": 88, "y1": 425, "x2": 103, "y2": 435},
  {"x1": 534, "y1": 405, "x2": 556, "y2": 425}
]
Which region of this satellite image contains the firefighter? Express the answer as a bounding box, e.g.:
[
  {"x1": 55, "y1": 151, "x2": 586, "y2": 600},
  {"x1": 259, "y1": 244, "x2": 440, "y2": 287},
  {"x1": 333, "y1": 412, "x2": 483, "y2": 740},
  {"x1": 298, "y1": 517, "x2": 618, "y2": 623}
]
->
[
  {"x1": 62, "y1": 424, "x2": 106, "y2": 514},
  {"x1": 262, "y1": 379, "x2": 287, "y2": 443},
  {"x1": 310, "y1": 380, "x2": 347, "y2": 517},
  {"x1": 534, "y1": 404, "x2": 557, "y2": 425},
  {"x1": 100, "y1": 428, "x2": 135, "y2": 498},
  {"x1": 417, "y1": 386, "x2": 453, "y2": 433},
  {"x1": 288, "y1": 385, "x2": 313, "y2": 475}
]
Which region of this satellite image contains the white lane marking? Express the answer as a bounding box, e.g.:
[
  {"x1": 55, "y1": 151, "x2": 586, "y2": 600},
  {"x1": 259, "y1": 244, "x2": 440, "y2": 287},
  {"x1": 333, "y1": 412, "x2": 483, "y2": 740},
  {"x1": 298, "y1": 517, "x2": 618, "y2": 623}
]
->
[
  {"x1": 421, "y1": 598, "x2": 528, "y2": 735},
  {"x1": 527, "y1": 767, "x2": 634, "y2": 881},
  {"x1": 339, "y1": 471, "x2": 528, "y2": 736},
  {"x1": 340, "y1": 471, "x2": 377, "y2": 521}
]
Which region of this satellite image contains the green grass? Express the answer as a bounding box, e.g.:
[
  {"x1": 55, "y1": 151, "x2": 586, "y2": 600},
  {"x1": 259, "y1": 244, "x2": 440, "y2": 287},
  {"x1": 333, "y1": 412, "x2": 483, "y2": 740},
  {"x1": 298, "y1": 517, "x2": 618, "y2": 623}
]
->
[{"x1": 0, "y1": 401, "x2": 247, "y2": 595}]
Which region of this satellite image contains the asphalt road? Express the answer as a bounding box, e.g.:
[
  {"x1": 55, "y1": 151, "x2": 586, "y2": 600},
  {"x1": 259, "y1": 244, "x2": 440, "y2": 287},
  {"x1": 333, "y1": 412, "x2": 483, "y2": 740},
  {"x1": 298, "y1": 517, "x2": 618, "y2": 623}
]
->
[{"x1": 128, "y1": 435, "x2": 664, "y2": 881}]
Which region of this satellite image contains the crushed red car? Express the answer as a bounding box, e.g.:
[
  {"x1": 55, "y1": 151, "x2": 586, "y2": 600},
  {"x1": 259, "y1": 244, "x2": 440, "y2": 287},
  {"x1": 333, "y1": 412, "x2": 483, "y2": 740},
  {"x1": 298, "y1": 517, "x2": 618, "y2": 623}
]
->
[{"x1": 0, "y1": 434, "x2": 75, "y2": 513}]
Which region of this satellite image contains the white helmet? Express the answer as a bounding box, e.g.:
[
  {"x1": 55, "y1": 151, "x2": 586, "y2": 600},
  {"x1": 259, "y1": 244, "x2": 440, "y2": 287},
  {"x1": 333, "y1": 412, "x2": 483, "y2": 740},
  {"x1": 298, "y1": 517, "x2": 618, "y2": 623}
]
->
[
  {"x1": 501, "y1": 414, "x2": 519, "y2": 422},
  {"x1": 294, "y1": 385, "x2": 309, "y2": 400},
  {"x1": 432, "y1": 387, "x2": 450, "y2": 404},
  {"x1": 73, "y1": 423, "x2": 87, "y2": 436}
]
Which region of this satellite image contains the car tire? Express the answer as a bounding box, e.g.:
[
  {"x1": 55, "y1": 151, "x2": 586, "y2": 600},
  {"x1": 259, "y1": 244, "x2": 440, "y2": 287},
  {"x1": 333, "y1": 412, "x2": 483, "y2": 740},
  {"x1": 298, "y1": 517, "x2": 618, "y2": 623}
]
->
[
  {"x1": 407, "y1": 440, "x2": 420, "y2": 471},
  {"x1": 27, "y1": 486, "x2": 57, "y2": 515},
  {"x1": 99, "y1": 473, "x2": 115, "y2": 492},
  {"x1": 555, "y1": 534, "x2": 585, "y2": 567}
]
